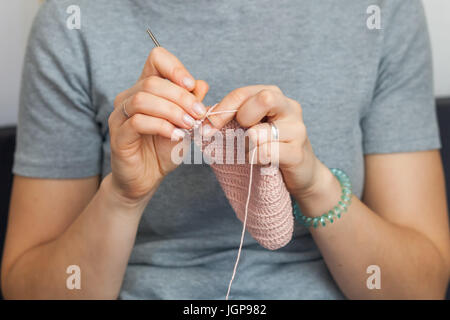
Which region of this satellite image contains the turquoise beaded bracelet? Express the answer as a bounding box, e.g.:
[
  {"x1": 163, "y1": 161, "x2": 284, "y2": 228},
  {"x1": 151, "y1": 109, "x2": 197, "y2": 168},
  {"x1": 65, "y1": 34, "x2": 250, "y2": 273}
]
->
[{"x1": 292, "y1": 168, "x2": 353, "y2": 228}]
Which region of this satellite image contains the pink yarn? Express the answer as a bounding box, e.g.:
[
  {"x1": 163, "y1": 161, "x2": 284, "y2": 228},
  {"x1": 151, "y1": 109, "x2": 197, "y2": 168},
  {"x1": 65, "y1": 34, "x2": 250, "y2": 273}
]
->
[{"x1": 197, "y1": 119, "x2": 294, "y2": 251}]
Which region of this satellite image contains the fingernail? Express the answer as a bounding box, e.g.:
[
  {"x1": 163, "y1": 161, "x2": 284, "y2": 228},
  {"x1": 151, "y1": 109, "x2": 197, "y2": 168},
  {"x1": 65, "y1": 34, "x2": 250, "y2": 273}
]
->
[
  {"x1": 193, "y1": 102, "x2": 206, "y2": 117},
  {"x1": 201, "y1": 124, "x2": 212, "y2": 137},
  {"x1": 171, "y1": 128, "x2": 186, "y2": 141},
  {"x1": 183, "y1": 77, "x2": 195, "y2": 90},
  {"x1": 183, "y1": 113, "x2": 195, "y2": 127},
  {"x1": 201, "y1": 124, "x2": 218, "y2": 138}
]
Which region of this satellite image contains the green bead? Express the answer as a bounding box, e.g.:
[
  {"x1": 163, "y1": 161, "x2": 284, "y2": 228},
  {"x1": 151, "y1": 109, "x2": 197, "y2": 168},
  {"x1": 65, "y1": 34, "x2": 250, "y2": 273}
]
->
[
  {"x1": 304, "y1": 217, "x2": 312, "y2": 227},
  {"x1": 327, "y1": 212, "x2": 334, "y2": 223},
  {"x1": 320, "y1": 216, "x2": 326, "y2": 227},
  {"x1": 313, "y1": 218, "x2": 319, "y2": 228}
]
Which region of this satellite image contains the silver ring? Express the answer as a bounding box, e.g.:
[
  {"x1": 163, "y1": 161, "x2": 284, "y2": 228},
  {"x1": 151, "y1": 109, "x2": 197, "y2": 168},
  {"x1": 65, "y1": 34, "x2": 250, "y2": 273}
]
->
[
  {"x1": 270, "y1": 122, "x2": 279, "y2": 142},
  {"x1": 122, "y1": 101, "x2": 130, "y2": 118}
]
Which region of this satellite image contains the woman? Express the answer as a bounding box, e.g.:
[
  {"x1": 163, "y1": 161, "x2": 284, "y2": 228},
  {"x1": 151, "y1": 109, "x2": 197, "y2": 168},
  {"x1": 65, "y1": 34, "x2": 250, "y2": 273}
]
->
[{"x1": 1, "y1": 0, "x2": 449, "y2": 299}]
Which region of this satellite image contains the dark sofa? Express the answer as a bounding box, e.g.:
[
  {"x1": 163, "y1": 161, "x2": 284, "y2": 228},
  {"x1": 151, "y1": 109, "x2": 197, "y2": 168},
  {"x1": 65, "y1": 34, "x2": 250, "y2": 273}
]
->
[{"x1": 1, "y1": 98, "x2": 449, "y2": 299}]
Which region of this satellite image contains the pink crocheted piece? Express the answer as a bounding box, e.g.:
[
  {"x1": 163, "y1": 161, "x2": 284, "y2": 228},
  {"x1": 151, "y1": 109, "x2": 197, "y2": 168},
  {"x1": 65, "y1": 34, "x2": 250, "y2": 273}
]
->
[{"x1": 193, "y1": 119, "x2": 294, "y2": 250}]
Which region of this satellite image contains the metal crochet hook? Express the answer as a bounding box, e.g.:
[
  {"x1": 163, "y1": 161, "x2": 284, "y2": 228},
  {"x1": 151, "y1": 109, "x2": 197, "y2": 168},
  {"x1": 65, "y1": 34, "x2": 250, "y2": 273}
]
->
[
  {"x1": 146, "y1": 27, "x2": 215, "y2": 130},
  {"x1": 146, "y1": 28, "x2": 161, "y2": 47}
]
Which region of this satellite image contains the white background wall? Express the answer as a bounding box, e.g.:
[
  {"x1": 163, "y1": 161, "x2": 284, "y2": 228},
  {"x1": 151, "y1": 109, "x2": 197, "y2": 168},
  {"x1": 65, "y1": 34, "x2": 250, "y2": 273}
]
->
[
  {"x1": 0, "y1": 0, "x2": 41, "y2": 126},
  {"x1": 0, "y1": 0, "x2": 449, "y2": 126},
  {"x1": 423, "y1": 0, "x2": 450, "y2": 98}
]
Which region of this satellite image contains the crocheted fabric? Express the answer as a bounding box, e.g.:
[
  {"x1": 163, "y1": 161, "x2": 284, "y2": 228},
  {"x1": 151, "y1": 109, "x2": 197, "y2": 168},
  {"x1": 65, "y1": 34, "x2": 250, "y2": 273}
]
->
[{"x1": 193, "y1": 119, "x2": 294, "y2": 250}]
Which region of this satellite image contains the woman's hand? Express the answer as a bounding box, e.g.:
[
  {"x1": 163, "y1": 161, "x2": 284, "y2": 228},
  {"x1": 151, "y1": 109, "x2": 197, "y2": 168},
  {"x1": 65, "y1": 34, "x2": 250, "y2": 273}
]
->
[
  {"x1": 205, "y1": 85, "x2": 332, "y2": 201},
  {"x1": 108, "y1": 47, "x2": 209, "y2": 205}
]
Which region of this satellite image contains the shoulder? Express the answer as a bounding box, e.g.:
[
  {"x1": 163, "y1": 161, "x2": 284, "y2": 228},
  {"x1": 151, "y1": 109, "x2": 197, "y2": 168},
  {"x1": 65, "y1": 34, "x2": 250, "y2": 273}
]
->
[{"x1": 381, "y1": 0, "x2": 427, "y2": 30}]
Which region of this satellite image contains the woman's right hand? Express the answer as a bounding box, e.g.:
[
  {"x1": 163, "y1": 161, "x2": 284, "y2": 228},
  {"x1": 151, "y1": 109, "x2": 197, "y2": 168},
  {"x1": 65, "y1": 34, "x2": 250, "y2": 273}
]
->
[{"x1": 108, "y1": 47, "x2": 209, "y2": 204}]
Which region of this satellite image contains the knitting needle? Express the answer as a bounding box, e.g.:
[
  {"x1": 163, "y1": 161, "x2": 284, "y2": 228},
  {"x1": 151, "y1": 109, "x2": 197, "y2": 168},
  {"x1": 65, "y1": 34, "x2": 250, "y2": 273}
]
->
[{"x1": 146, "y1": 28, "x2": 161, "y2": 47}]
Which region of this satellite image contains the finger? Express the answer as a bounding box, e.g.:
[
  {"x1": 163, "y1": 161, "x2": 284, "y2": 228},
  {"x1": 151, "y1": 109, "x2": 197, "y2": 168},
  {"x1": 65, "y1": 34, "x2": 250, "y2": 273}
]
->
[
  {"x1": 246, "y1": 121, "x2": 306, "y2": 147},
  {"x1": 123, "y1": 91, "x2": 199, "y2": 130},
  {"x1": 236, "y1": 90, "x2": 301, "y2": 128},
  {"x1": 139, "y1": 47, "x2": 197, "y2": 91},
  {"x1": 116, "y1": 114, "x2": 185, "y2": 146},
  {"x1": 246, "y1": 141, "x2": 298, "y2": 167},
  {"x1": 193, "y1": 80, "x2": 209, "y2": 101},
  {"x1": 206, "y1": 85, "x2": 283, "y2": 129},
  {"x1": 132, "y1": 77, "x2": 207, "y2": 119}
]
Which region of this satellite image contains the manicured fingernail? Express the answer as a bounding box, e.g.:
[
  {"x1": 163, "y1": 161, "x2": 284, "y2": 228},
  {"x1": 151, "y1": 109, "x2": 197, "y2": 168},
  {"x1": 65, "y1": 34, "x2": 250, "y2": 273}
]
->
[
  {"x1": 183, "y1": 77, "x2": 195, "y2": 90},
  {"x1": 183, "y1": 113, "x2": 195, "y2": 127},
  {"x1": 171, "y1": 128, "x2": 185, "y2": 141},
  {"x1": 193, "y1": 102, "x2": 206, "y2": 117},
  {"x1": 201, "y1": 124, "x2": 218, "y2": 138}
]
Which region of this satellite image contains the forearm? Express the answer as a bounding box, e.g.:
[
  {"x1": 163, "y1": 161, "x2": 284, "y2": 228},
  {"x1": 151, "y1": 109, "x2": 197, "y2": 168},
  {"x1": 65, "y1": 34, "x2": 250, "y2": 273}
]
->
[
  {"x1": 294, "y1": 164, "x2": 449, "y2": 299},
  {"x1": 2, "y1": 174, "x2": 151, "y2": 299}
]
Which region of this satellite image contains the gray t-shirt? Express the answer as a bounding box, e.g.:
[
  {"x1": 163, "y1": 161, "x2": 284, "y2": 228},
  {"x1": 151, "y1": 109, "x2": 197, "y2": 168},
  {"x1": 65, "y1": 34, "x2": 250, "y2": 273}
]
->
[{"x1": 14, "y1": 0, "x2": 440, "y2": 299}]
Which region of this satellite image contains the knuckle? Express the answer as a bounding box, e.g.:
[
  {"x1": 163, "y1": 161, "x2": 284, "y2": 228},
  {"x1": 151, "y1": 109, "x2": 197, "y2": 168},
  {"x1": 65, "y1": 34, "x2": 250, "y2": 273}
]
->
[
  {"x1": 228, "y1": 88, "x2": 246, "y2": 105},
  {"x1": 269, "y1": 85, "x2": 282, "y2": 93},
  {"x1": 129, "y1": 114, "x2": 142, "y2": 129},
  {"x1": 171, "y1": 66, "x2": 184, "y2": 82},
  {"x1": 142, "y1": 76, "x2": 158, "y2": 92},
  {"x1": 131, "y1": 92, "x2": 146, "y2": 107},
  {"x1": 258, "y1": 89, "x2": 275, "y2": 107},
  {"x1": 177, "y1": 90, "x2": 193, "y2": 108}
]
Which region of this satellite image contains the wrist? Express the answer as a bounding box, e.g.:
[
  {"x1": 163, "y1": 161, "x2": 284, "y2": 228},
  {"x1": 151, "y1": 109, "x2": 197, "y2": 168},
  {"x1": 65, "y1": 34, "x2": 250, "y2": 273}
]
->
[
  {"x1": 292, "y1": 163, "x2": 342, "y2": 218},
  {"x1": 100, "y1": 174, "x2": 154, "y2": 214}
]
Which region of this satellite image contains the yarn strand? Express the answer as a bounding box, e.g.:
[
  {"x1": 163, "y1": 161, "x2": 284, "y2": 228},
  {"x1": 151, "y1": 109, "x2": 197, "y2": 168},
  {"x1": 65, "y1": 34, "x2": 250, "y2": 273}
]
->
[{"x1": 225, "y1": 147, "x2": 257, "y2": 300}]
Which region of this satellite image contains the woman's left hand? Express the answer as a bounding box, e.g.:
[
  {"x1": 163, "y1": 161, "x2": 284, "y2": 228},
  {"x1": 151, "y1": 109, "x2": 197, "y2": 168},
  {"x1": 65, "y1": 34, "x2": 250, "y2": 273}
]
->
[{"x1": 204, "y1": 85, "x2": 330, "y2": 199}]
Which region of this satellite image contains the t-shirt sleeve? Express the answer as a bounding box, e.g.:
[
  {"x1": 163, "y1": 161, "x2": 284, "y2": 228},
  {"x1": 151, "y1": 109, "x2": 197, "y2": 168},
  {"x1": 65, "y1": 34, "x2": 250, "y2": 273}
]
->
[
  {"x1": 13, "y1": 1, "x2": 103, "y2": 178},
  {"x1": 361, "y1": 0, "x2": 441, "y2": 154}
]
